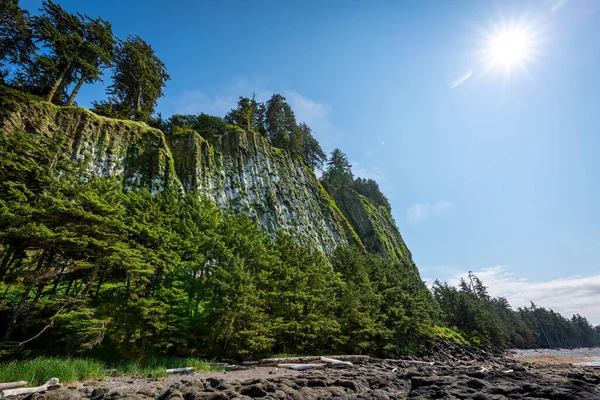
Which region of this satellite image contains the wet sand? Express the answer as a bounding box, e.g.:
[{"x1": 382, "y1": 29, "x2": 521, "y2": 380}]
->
[{"x1": 511, "y1": 347, "x2": 600, "y2": 366}]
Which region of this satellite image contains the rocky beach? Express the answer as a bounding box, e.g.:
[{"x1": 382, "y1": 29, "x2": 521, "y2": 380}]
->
[{"x1": 9, "y1": 346, "x2": 600, "y2": 400}]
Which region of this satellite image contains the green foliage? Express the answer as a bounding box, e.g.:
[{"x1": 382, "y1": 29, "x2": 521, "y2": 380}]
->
[
  {"x1": 0, "y1": 126, "x2": 439, "y2": 359},
  {"x1": 0, "y1": 357, "x2": 105, "y2": 386},
  {"x1": 434, "y1": 326, "x2": 469, "y2": 345},
  {"x1": 352, "y1": 178, "x2": 391, "y2": 212},
  {"x1": 0, "y1": 356, "x2": 224, "y2": 385},
  {"x1": 0, "y1": 0, "x2": 34, "y2": 76},
  {"x1": 433, "y1": 273, "x2": 600, "y2": 349},
  {"x1": 322, "y1": 148, "x2": 354, "y2": 190},
  {"x1": 105, "y1": 35, "x2": 169, "y2": 120}
]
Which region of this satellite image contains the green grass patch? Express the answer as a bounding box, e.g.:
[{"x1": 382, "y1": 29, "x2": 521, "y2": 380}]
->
[
  {"x1": 268, "y1": 353, "x2": 300, "y2": 359},
  {"x1": 434, "y1": 326, "x2": 469, "y2": 345},
  {"x1": 0, "y1": 357, "x2": 225, "y2": 386},
  {"x1": 108, "y1": 357, "x2": 225, "y2": 379},
  {"x1": 0, "y1": 357, "x2": 105, "y2": 386}
]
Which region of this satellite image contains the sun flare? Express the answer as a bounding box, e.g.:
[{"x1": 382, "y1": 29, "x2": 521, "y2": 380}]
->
[{"x1": 481, "y1": 21, "x2": 539, "y2": 78}]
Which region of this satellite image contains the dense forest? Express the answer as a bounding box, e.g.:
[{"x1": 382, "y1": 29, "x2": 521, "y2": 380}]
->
[{"x1": 0, "y1": 0, "x2": 599, "y2": 362}]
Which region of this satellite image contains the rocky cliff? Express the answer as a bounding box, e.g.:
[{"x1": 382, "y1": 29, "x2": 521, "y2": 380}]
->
[{"x1": 0, "y1": 87, "x2": 413, "y2": 261}]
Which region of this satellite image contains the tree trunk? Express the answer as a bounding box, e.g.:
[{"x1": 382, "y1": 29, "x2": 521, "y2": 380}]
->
[
  {"x1": 0, "y1": 247, "x2": 15, "y2": 283},
  {"x1": 66, "y1": 74, "x2": 86, "y2": 106},
  {"x1": 3, "y1": 250, "x2": 49, "y2": 340},
  {"x1": 81, "y1": 263, "x2": 101, "y2": 299},
  {"x1": 0, "y1": 253, "x2": 23, "y2": 285},
  {"x1": 52, "y1": 64, "x2": 74, "y2": 104},
  {"x1": 3, "y1": 280, "x2": 33, "y2": 340},
  {"x1": 93, "y1": 269, "x2": 106, "y2": 300},
  {"x1": 64, "y1": 279, "x2": 73, "y2": 297},
  {"x1": 45, "y1": 62, "x2": 72, "y2": 103}
]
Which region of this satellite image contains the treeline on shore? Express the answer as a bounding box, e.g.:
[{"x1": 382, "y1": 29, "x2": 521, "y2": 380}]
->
[
  {"x1": 1, "y1": 103, "x2": 599, "y2": 362},
  {"x1": 1, "y1": 0, "x2": 599, "y2": 362},
  {"x1": 433, "y1": 274, "x2": 600, "y2": 349},
  {"x1": 0, "y1": 127, "x2": 437, "y2": 360}
]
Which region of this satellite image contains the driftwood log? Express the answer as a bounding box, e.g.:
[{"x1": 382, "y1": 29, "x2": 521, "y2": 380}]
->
[
  {"x1": 260, "y1": 355, "x2": 368, "y2": 366},
  {"x1": 165, "y1": 367, "x2": 194, "y2": 373},
  {"x1": 0, "y1": 383, "x2": 26, "y2": 391},
  {"x1": 385, "y1": 359, "x2": 435, "y2": 366},
  {"x1": 277, "y1": 363, "x2": 326, "y2": 370},
  {"x1": 0, "y1": 378, "x2": 60, "y2": 398},
  {"x1": 320, "y1": 357, "x2": 353, "y2": 368}
]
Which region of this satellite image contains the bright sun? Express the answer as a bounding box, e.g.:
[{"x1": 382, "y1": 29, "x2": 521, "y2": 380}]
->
[{"x1": 481, "y1": 22, "x2": 539, "y2": 78}]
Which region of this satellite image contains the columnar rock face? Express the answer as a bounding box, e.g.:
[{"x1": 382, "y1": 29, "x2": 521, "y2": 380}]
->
[
  {"x1": 168, "y1": 130, "x2": 359, "y2": 252},
  {"x1": 0, "y1": 91, "x2": 414, "y2": 261},
  {"x1": 1, "y1": 99, "x2": 177, "y2": 192}
]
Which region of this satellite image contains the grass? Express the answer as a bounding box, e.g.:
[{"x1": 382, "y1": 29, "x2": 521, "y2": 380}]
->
[
  {"x1": 435, "y1": 326, "x2": 470, "y2": 345},
  {"x1": 0, "y1": 357, "x2": 105, "y2": 386},
  {"x1": 0, "y1": 357, "x2": 225, "y2": 386}
]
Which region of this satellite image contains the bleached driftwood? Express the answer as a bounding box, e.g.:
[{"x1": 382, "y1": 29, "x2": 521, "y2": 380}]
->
[
  {"x1": 385, "y1": 359, "x2": 435, "y2": 366},
  {"x1": 320, "y1": 357, "x2": 353, "y2": 368},
  {"x1": 261, "y1": 354, "x2": 369, "y2": 366},
  {"x1": 277, "y1": 363, "x2": 326, "y2": 370},
  {"x1": 242, "y1": 361, "x2": 260, "y2": 366},
  {"x1": 0, "y1": 378, "x2": 60, "y2": 398},
  {"x1": 0, "y1": 382, "x2": 26, "y2": 391},
  {"x1": 261, "y1": 356, "x2": 320, "y2": 366},
  {"x1": 165, "y1": 367, "x2": 194, "y2": 373}
]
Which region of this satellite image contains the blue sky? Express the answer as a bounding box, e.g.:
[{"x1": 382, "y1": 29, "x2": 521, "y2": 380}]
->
[{"x1": 18, "y1": 0, "x2": 600, "y2": 322}]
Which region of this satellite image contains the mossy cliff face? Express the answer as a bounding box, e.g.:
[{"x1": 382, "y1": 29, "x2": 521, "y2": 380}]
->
[
  {"x1": 0, "y1": 93, "x2": 176, "y2": 192},
  {"x1": 335, "y1": 188, "x2": 418, "y2": 270},
  {"x1": 0, "y1": 89, "x2": 417, "y2": 260},
  {"x1": 169, "y1": 129, "x2": 359, "y2": 252},
  {"x1": 0, "y1": 90, "x2": 356, "y2": 253}
]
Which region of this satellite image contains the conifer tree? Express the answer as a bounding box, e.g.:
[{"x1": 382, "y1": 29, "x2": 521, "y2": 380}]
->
[
  {"x1": 107, "y1": 35, "x2": 170, "y2": 120},
  {"x1": 0, "y1": 0, "x2": 34, "y2": 77}
]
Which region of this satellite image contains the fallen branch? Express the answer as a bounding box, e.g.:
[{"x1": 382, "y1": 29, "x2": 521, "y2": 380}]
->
[
  {"x1": 0, "y1": 378, "x2": 60, "y2": 398},
  {"x1": 277, "y1": 363, "x2": 326, "y2": 370},
  {"x1": 165, "y1": 367, "x2": 194, "y2": 373},
  {"x1": 0, "y1": 382, "x2": 26, "y2": 391},
  {"x1": 385, "y1": 359, "x2": 435, "y2": 366},
  {"x1": 260, "y1": 354, "x2": 369, "y2": 366},
  {"x1": 320, "y1": 357, "x2": 353, "y2": 368}
]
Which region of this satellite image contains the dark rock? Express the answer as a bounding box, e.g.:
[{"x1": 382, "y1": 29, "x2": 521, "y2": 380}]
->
[
  {"x1": 332, "y1": 379, "x2": 359, "y2": 392},
  {"x1": 465, "y1": 378, "x2": 490, "y2": 389},
  {"x1": 239, "y1": 385, "x2": 268, "y2": 398},
  {"x1": 239, "y1": 378, "x2": 261, "y2": 386},
  {"x1": 206, "y1": 378, "x2": 221, "y2": 388},
  {"x1": 307, "y1": 379, "x2": 327, "y2": 388},
  {"x1": 410, "y1": 376, "x2": 447, "y2": 389},
  {"x1": 136, "y1": 387, "x2": 154, "y2": 398},
  {"x1": 91, "y1": 387, "x2": 109, "y2": 399},
  {"x1": 158, "y1": 388, "x2": 184, "y2": 400}
]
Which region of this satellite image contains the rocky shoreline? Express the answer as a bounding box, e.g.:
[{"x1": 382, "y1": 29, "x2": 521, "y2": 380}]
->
[{"x1": 12, "y1": 346, "x2": 600, "y2": 399}]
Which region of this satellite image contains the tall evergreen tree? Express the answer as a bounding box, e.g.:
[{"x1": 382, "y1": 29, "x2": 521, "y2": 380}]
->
[
  {"x1": 265, "y1": 94, "x2": 296, "y2": 149},
  {"x1": 0, "y1": 0, "x2": 34, "y2": 76},
  {"x1": 107, "y1": 35, "x2": 170, "y2": 120},
  {"x1": 65, "y1": 16, "x2": 115, "y2": 106},
  {"x1": 298, "y1": 123, "x2": 326, "y2": 171},
  {"x1": 323, "y1": 148, "x2": 353, "y2": 189},
  {"x1": 30, "y1": 0, "x2": 85, "y2": 102}
]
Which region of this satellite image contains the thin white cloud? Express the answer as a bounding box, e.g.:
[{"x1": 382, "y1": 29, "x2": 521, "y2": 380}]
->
[
  {"x1": 407, "y1": 201, "x2": 452, "y2": 225},
  {"x1": 160, "y1": 77, "x2": 271, "y2": 117},
  {"x1": 444, "y1": 266, "x2": 600, "y2": 325},
  {"x1": 449, "y1": 70, "x2": 473, "y2": 89}
]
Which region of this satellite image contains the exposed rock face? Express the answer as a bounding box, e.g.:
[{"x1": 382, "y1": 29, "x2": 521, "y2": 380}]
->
[
  {"x1": 168, "y1": 130, "x2": 358, "y2": 252},
  {"x1": 334, "y1": 188, "x2": 416, "y2": 268},
  {"x1": 1, "y1": 99, "x2": 177, "y2": 192},
  {"x1": 0, "y1": 90, "x2": 416, "y2": 259}
]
